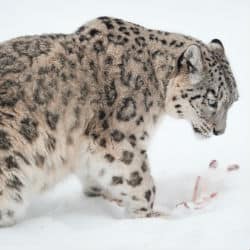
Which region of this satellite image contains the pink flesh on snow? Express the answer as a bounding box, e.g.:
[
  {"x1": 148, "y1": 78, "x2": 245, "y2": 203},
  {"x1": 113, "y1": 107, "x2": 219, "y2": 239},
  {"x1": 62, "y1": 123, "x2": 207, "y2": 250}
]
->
[{"x1": 176, "y1": 160, "x2": 239, "y2": 210}]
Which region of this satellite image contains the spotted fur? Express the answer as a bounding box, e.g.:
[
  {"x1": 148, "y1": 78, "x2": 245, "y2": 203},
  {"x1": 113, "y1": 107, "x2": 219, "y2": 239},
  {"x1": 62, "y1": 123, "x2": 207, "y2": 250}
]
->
[{"x1": 0, "y1": 16, "x2": 238, "y2": 226}]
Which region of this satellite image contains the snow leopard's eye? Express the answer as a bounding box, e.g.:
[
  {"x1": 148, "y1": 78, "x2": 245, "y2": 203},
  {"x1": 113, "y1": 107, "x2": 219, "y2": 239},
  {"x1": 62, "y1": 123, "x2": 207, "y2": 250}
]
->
[
  {"x1": 206, "y1": 89, "x2": 218, "y2": 109},
  {"x1": 207, "y1": 98, "x2": 217, "y2": 108}
]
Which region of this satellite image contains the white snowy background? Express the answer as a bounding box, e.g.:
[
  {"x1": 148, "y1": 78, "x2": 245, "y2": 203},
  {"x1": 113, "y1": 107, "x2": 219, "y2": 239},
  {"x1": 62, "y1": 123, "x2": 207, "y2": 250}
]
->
[{"x1": 0, "y1": 0, "x2": 249, "y2": 249}]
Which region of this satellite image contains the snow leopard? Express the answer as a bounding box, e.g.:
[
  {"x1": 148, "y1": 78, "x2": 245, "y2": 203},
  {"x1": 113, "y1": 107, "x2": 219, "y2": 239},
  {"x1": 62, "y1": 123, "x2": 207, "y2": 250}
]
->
[{"x1": 0, "y1": 16, "x2": 238, "y2": 226}]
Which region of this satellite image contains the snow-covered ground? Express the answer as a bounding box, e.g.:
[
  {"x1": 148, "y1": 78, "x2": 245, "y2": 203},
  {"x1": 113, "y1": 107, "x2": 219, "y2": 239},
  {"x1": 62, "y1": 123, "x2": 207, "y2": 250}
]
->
[{"x1": 0, "y1": 0, "x2": 249, "y2": 249}]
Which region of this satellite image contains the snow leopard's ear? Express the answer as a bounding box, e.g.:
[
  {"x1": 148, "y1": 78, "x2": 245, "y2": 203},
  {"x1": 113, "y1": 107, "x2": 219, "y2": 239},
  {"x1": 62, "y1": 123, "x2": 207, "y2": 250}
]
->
[
  {"x1": 177, "y1": 44, "x2": 203, "y2": 74},
  {"x1": 208, "y1": 39, "x2": 224, "y2": 56}
]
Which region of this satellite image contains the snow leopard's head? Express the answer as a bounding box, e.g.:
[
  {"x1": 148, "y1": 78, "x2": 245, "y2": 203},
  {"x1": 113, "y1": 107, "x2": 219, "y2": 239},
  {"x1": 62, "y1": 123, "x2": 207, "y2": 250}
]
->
[{"x1": 167, "y1": 39, "x2": 238, "y2": 137}]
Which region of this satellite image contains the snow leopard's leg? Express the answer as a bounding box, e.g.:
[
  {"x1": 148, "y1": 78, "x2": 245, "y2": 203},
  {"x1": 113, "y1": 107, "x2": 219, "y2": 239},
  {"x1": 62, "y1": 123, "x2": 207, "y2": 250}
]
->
[
  {"x1": 118, "y1": 156, "x2": 157, "y2": 218},
  {"x1": 79, "y1": 147, "x2": 158, "y2": 218},
  {"x1": 0, "y1": 131, "x2": 32, "y2": 227}
]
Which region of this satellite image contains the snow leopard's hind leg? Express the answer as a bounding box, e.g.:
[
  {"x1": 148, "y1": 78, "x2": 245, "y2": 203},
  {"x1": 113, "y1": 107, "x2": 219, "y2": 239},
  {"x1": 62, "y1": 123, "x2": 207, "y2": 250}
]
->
[{"x1": 0, "y1": 130, "x2": 32, "y2": 227}]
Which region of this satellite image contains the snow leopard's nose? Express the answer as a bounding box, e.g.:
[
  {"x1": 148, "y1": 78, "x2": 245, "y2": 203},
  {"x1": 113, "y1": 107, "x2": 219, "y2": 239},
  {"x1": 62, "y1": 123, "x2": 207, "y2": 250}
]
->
[{"x1": 213, "y1": 128, "x2": 224, "y2": 136}]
